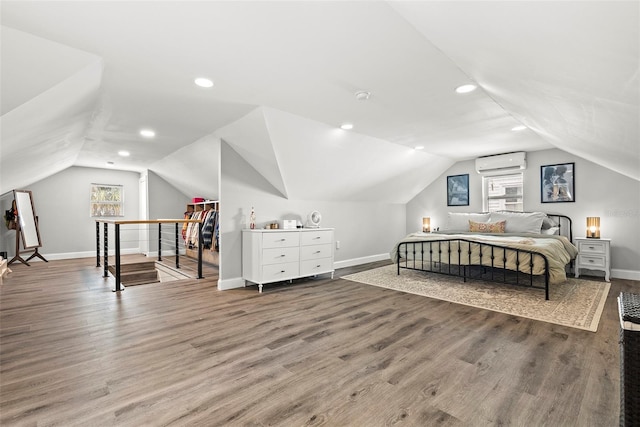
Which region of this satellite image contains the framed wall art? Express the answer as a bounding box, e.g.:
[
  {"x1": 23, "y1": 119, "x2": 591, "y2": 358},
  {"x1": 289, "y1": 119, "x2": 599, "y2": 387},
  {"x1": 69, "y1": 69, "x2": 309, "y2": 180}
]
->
[
  {"x1": 447, "y1": 174, "x2": 469, "y2": 206},
  {"x1": 541, "y1": 162, "x2": 575, "y2": 203}
]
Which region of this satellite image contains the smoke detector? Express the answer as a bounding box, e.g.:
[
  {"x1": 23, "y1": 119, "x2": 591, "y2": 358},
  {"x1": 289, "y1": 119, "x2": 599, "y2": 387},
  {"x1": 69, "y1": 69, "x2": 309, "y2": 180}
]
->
[{"x1": 355, "y1": 91, "x2": 371, "y2": 101}]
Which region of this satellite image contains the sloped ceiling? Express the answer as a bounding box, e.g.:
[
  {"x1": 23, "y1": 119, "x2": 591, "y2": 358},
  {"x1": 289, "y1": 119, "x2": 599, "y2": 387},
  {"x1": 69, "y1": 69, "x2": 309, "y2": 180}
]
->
[
  {"x1": 1, "y1": 1, "x2": 638, "y2": 200},
  {"x1": 390, "y1": 1, "x2": 640, "y2": 181}
]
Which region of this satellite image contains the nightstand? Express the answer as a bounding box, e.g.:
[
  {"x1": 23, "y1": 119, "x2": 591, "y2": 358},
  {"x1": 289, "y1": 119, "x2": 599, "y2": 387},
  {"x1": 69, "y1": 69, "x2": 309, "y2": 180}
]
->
[{"x1": 574, "y1": 238, "x2": 611, "y2": 282}]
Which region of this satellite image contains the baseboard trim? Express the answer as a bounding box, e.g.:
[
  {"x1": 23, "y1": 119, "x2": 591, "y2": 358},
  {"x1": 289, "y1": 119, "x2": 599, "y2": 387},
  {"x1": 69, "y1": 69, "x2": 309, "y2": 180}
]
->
[
  {"x1": 218, "y1": 277, "x2": 245, "y2": 290},
  {"x1": 612, "y1": 269, "x2": 640, "y2": 281},
  {"x1": 334, "y1": 253, "x2": 390, "y2": 270}
]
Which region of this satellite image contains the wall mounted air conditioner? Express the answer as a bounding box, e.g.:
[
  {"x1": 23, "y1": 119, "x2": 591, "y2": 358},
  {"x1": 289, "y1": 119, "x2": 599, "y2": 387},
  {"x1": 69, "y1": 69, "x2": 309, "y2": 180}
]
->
[{"x1": 475, "y1": 152, "x2": 527, "y2": 174}]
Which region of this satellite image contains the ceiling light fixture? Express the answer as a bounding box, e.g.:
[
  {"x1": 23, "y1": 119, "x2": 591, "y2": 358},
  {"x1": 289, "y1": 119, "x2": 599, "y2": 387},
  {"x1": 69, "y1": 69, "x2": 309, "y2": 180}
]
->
[
  {"x1": 194, "y1": 77, "x2": 214, "y2": 88},
  {"x1": 340, "y1": 123, "x2": 353, "y2": 130},
  {"x1": 455, "y1": 83, "x2": 477, "y2": 94},
  {"x1": 118, "y1": 150, "x2": 130, "y2": 157},
  {"x1": 355, "y1": 91, "x2": 371, "y2": 101},
  {"x1": 511, "y1": 125, "x2": 527, "y2": 131},
  {"x1": 139, "y1": 129, "x2": 155, "y2": 138}
]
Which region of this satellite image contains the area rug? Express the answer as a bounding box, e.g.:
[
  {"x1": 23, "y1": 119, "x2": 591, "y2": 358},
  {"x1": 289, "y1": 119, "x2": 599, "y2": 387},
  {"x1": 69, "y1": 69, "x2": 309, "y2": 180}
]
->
[{"x1": 342, "y1": 265, "x2": 610, "y2": 332}]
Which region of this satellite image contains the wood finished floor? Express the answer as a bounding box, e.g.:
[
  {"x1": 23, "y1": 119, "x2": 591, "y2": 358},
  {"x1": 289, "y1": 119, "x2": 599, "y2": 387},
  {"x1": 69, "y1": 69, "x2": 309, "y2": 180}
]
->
[{"x1": 1, "y1": 256, "x2": 637, "y2": 426}]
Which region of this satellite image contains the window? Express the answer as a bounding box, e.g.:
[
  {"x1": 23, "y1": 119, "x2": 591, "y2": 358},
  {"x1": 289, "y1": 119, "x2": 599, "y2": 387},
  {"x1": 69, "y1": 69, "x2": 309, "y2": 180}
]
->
[
  {"x1": 483, "y1": 173, "x2": 523, "y2": 212},
  {"x1": 90, "y1": 184, "x2": 124, "y2": 217}
]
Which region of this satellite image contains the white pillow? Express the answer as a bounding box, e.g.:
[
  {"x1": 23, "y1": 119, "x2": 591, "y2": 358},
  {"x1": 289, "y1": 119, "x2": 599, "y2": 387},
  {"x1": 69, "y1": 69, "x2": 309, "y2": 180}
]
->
[
  {"x1": 444, "y1": 212, "x2": 490, "y2": 232},
  {"x1": 542, "y1": 226, "x2": 560, "y2": 235},
  {"x1": 541, "y1": 215, "x2": 558, "y2": 230},
  {"x1": 489, "y1": 211, "x2": 546, "y2": 234}
]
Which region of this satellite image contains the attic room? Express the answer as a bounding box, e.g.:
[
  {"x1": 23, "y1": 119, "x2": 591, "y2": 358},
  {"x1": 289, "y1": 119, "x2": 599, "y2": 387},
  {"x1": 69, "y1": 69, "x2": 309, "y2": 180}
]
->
[{"x1": 1, "y1": 1, "x2": 639, "y2": 426}]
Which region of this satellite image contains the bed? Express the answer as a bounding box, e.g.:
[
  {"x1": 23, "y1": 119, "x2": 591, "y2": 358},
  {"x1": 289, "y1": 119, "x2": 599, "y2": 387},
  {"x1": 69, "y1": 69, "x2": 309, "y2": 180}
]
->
[{"x1": 391, "y1": 212, "x2": 578, "y2": 300}]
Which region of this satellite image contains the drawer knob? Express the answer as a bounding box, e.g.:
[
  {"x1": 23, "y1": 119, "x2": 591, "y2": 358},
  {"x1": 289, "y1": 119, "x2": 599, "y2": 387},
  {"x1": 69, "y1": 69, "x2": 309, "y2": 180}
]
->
[
  {"x1": 588, "y1": 246, "x2": 595, "y2": 250},
  {"x1": 313, "y1": 237, "x2": 321, "y2": 240},
  {"x1": 588, "y1": 259, "x2": 594, "y2": 263},
  {"x1": 280, "y1": 254, "x2": 286, "y2": 257},
  {"x1": 280, "y1": 270, "x2": 285, "y2": 273},
  {"x1": 315, "y1": 251, "x2": 321, "y2": 254}
]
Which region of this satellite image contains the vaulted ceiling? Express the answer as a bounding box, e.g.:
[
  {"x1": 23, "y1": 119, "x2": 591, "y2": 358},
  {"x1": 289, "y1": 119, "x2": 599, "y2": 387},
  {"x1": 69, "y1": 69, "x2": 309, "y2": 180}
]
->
[{"x1": 1, "y1": 1, "x2": 638, "y2": 202}]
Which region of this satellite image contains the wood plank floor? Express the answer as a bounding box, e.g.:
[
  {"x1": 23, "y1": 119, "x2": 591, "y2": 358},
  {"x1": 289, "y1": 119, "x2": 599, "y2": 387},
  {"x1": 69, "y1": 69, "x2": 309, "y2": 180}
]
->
[{"x1": 1, "y1": 256, "x2": 637, "y2": 426}]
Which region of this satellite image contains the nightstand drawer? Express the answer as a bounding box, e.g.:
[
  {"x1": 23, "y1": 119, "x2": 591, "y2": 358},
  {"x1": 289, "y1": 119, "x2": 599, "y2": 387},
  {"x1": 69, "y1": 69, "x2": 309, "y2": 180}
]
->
[
  {"x1": 578, "y1": 241, "x2": 607, "y2": 255},
  {"x1": 579, "y1": 255, "x2": 606, "y2": 268}
]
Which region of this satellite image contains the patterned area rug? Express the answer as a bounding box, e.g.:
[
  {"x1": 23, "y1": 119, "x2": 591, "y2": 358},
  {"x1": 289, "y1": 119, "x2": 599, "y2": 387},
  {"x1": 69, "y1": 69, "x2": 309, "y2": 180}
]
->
[{"x1": 342, "y1": 265, "x2": 610, "y2": 332}]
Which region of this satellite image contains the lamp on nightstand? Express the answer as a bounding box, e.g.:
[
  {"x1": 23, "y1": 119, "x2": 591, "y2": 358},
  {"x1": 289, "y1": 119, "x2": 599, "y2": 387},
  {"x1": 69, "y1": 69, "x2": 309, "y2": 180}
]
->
[
  {"x1": 422, "y1": 217, "x2": 431, "y2": 233},
  {"x1": 587, "y1": 216, "x2": 600, "y2": 238}
]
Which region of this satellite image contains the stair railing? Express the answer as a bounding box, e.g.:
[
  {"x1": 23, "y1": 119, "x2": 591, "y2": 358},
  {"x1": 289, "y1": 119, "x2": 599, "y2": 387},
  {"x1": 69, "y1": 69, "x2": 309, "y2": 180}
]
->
[{"x1": 95, "y1": 218, "x2": 203, "y2": 292}]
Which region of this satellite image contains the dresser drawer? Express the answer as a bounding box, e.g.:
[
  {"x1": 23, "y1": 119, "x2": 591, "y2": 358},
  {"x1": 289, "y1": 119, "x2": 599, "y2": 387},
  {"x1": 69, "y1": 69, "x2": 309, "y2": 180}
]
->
[
  {"x1": 262, "y1": 232, "x2": 300, "y2": 249},
  {"x1": 300, "y1": 230, "x2": 333, "y2": 246},
  {"x1": 262, "y1": 247, "x2": 300, "y2": 265},
  {"x1": 300, "y1": 258, "x2": 333, "y2": 276},
  {"x1": 578, "y1": 240, "x2": 607, "y2": 255},
  {"x1": 262, "y1": 262, "x2": 300, "y2": 282},
  {"x1": 300, "y1": 244, "x2": 332, "y2": 261},
  {"x1": 578, "y1": 255, "x2": 606, "y2": 268}
]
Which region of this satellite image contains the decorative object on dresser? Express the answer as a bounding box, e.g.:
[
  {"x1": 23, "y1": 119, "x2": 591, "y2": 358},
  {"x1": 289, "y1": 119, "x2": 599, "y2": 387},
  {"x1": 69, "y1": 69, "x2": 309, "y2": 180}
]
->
[
  {"x1": 242, "y1": 228, "x2": 334, "y2": 293},
  {"x1": 306, "y1": 210, "x2": 322, "y2": 228},
  {"x1": 575, "y1": 237, "x2": 610, "y2": 282},
  {"x1": 586, "y1": 216, "x2": 600, "y2": 238}
]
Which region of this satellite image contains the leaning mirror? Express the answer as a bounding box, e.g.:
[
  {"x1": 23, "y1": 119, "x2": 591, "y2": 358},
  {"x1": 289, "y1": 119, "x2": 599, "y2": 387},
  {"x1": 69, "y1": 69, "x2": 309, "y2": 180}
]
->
[{"x1": 14, "y1": 190, "x2": 42, "y2": 249}]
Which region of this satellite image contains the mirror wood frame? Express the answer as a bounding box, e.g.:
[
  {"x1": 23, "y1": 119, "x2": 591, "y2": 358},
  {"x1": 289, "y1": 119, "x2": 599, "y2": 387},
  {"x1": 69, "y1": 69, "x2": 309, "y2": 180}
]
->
[{"x1": 14, "y1": 190, "x2": 42, "y2": 249}]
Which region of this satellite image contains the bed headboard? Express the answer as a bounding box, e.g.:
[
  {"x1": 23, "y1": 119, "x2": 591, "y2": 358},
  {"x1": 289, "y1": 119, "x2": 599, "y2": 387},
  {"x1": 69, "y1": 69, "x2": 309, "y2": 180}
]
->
[{"x1": 545, "y1": 213, "x2": 573, "y2": 242}]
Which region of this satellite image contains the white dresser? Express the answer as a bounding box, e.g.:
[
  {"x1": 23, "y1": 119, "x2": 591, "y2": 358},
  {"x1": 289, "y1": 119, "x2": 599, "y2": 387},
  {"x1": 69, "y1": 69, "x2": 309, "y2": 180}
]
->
[
  {"x1": 242, "y1": 228, "x2": 334, "y2": 292},
  {"x1": 574, "y1": 237, "x2": 611, "y2": 282}
]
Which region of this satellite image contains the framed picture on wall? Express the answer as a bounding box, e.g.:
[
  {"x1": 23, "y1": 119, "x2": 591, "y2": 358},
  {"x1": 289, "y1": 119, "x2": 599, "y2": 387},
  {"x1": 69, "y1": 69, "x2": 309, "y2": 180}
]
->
[
  {"x1": 541, "y1": 162, "x2": 575, "y2": 203},
  {"x1": 447, "y1": 174, "x2": 469, "y2": 206}
]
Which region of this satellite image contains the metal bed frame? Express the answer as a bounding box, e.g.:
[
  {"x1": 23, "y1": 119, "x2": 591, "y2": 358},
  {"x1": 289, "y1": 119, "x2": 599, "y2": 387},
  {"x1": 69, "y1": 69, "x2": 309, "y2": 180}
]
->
[{"x1": 396, "y1": 213, "x2": 573, "y2": 301}]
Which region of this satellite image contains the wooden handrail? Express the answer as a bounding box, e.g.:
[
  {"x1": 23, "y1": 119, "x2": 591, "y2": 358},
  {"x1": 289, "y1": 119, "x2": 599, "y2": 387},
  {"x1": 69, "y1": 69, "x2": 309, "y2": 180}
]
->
[{"x1": 96, "y1": 219, "x2": 201, "y2": 225}]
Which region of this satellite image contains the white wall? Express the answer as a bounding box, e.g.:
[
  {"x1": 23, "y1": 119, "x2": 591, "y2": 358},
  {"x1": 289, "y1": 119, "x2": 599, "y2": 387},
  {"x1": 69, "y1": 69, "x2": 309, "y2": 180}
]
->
[
  {"x1": 145, "y1": 170, "x2": 194, "y2": 255},
  {"x1": 0, "y1": 166, "x2": 141, "y2": 260},
  {"x1": 407, "y1": 148, "x2": 640, "y2": 279},
  {"x1": 218, "y1": 140, "x2": 407, "y2": 289}
]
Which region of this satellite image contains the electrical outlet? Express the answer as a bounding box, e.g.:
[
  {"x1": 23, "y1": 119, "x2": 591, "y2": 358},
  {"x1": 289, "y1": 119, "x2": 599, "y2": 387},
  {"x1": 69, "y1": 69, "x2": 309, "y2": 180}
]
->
[{"x1": 336, "y1": 240, "x2": 340, "y2": 249}]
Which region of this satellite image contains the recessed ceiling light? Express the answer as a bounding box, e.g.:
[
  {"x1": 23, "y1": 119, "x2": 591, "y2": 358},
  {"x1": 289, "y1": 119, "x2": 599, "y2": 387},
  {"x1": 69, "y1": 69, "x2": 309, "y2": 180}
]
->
[
  {"x1": 455, "y1": 84, "x2": 477, "y2": 94},
  {"x1": 340, "y1": 123, "x2": 353, "y2": 130},
  {"x1": 355, "y1": 91, "x2": 371, "y2": 101},
  {"x1": 118, "y1": 150, "x2": 130, "y2": 157},
  {"x1": 194, "y1": 77, "x2": 214, "y2": 88},
  {"x1": 511, "y1": 125, "x2": 527, "y2": 131},
  {"x1": 414, "y1": 145, "x2": 424, "y2": 150},
  {"x1": 139, "y1": 129, "x2": 155, "y2": 138}
]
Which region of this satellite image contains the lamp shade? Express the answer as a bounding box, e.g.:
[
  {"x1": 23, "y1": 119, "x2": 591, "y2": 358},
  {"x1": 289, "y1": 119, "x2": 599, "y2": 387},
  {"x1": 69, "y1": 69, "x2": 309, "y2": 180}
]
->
[
  {"x1": 422, "y1": 217, "x2": 431, "y2": 233},
  {"x1": 586, "y1": 217, "x2": 600, "y2": 239}
]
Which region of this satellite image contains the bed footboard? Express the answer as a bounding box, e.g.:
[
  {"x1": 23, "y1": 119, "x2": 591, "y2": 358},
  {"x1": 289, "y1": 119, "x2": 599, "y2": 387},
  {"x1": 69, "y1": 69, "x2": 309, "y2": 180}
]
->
[{"x1": 397, "y1": 239, "x2": 551, "y2": 300}]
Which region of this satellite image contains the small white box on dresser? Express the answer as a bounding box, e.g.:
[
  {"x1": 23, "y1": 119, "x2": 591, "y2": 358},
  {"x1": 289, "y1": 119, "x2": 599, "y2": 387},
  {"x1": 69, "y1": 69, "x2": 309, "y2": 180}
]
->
[
  {"x1": 242, "y1": 228, "x2": 335, "y2": 293},
  {"x1": 574, "y1": 237, "x2": 611, "y2": 282}
]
